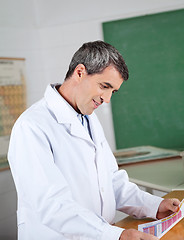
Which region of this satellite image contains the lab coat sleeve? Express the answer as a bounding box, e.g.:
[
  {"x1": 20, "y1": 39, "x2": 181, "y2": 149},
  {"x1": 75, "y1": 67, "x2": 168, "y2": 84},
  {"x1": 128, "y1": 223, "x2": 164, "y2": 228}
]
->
[
  {"x1": 102, "y1": 139, "x2": 163, "y2": 220},
  {"x1": 112, "y1": 168, "x2": 163, "y2": 219},
  {"x1": 8, "y1": 119, "x2": 123, "y2": 240}
]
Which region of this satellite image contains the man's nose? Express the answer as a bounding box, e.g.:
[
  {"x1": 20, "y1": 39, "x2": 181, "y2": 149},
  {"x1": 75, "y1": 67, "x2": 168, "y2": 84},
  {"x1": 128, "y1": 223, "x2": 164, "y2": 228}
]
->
[{"x1": 101, "y1": 91, "x2": 112, "y2": 103}]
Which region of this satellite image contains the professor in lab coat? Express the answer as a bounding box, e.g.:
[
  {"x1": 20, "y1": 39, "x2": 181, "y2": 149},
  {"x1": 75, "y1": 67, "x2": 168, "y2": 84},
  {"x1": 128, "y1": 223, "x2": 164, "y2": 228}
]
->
[{"x1": 8, "y1": 41, "x2": 180, "y2": 240}]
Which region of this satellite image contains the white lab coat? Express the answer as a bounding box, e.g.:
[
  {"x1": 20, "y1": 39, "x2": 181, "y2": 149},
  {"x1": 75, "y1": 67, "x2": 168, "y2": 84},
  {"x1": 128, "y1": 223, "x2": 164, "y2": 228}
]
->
[{"x1": 8, "y1": 84, "x2": 163, "y2": 240}]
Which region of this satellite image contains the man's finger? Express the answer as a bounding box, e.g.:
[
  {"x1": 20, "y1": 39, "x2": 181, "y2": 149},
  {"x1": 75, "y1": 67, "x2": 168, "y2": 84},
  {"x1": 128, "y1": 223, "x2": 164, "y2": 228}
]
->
[
  {"x1": 140, "y1": 231, "x2": 159, "y2": 240},
  {"x1": 172, "y1": 198, "x2": 180, "y2": 206},
  {"x1": 170, "y1": 198, "x2": 180, "y2": 212}
]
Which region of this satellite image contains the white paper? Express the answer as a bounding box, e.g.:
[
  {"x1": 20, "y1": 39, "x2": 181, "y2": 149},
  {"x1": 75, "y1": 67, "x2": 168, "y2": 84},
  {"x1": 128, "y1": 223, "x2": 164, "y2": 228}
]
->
[{"x1": 138, "y1": 199, "x2": 184, "y2": 239}]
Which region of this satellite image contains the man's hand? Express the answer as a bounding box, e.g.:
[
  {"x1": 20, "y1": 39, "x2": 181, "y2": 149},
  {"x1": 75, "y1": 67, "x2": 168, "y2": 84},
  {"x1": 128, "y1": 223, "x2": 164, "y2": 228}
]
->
[
  {"x1": 156, "y1": 198, "x2": 180, "y2": 219},
  {"x1": 119, "y1": 229, "x2": 158, "y2": 240}
]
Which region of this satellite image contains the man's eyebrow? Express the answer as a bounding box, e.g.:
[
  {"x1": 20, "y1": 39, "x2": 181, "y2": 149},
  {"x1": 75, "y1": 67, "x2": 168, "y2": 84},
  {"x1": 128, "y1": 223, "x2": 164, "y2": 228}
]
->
[
  {"x1": 103, "y1": 82, "x2": 113, "y2": 88},
  {"x1": 103, "y1": 82, "x2": 119, "y2": 92}
]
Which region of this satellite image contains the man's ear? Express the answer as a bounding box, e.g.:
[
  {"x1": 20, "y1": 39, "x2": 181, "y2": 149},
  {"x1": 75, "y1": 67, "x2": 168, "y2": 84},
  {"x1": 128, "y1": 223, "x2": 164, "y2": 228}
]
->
[{"x1": 74, "y1": 64, "x2": 86, "y2": 80}]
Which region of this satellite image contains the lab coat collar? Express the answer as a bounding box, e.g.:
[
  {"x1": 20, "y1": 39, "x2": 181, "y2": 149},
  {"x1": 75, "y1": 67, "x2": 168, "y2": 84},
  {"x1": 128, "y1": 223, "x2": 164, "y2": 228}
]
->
[
  {"x1": 44, "y1": 84, "x2": 77, "y2": 124},
  {"x1": 44, "y1": 84, "x2": 105, "y2": 146}
]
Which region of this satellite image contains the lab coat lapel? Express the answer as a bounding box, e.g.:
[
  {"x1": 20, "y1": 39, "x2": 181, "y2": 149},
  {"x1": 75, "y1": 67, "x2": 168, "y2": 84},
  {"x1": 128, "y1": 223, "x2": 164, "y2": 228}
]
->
[
  {"x1": 69, "y1": 121, "x2": 94, "y2": 145},
  {"x1": 88, "y1": 114, "x2": 105, "y2": 147},
  {"x1": 44, "y1": 85, "x2": 94, "y2": 145}
]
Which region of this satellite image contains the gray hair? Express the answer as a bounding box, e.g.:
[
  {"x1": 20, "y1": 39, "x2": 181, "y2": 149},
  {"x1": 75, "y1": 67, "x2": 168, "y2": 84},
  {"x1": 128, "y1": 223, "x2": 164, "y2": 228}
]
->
[{"x1": 65, "y1": 40, "x2": 129, "y2": 81}]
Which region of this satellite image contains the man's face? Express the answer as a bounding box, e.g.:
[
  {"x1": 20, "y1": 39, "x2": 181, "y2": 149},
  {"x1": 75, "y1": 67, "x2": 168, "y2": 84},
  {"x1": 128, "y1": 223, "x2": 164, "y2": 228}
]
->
[{"x1": 75, "y1": 65, "x2": 124, "y2": 115}]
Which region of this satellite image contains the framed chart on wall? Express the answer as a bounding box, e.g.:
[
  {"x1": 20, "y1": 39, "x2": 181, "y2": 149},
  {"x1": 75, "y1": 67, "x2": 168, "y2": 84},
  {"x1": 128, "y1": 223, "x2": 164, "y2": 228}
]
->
[{"x1": 0, "y1": 57, "x2": 27, "y2": 171}]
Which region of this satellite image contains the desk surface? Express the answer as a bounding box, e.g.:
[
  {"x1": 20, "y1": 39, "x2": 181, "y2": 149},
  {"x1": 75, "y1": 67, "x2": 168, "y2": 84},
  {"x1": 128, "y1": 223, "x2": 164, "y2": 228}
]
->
[
  {"x1": 116, "y1": 191, "x2": 184, "y2": 240},
  {"x1": 119, "y1": 157, "x2": 184, "y2": 192}
]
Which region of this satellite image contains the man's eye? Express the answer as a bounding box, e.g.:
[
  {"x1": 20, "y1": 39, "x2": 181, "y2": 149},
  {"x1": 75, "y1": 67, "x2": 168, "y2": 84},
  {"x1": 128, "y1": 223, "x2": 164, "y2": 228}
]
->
[{"x1": 100, "y1": 84, "x2": 108, "y2": 89}]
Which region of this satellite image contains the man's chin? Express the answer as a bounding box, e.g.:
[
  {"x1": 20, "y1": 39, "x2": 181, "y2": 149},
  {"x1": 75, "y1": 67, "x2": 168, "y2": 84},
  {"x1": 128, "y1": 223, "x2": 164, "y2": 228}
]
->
[
  {"x1": 79, "y1": 106, "x2": 95, "y2": 115},
  {"x1": 84, "y1": 109, "x2": 94, "y2": 116}
]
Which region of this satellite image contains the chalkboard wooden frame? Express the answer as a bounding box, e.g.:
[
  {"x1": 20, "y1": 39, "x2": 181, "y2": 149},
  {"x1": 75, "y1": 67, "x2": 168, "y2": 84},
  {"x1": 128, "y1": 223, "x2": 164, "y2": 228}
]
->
[{"x1": 103, "y1": 9, "x2": 184, "y2": 150}]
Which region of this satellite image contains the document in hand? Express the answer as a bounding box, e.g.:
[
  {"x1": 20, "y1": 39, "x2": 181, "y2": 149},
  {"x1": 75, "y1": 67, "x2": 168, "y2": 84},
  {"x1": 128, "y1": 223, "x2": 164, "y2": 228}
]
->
[{"x1": 138, "y1": 199, "x2": 184, "y2": 239}]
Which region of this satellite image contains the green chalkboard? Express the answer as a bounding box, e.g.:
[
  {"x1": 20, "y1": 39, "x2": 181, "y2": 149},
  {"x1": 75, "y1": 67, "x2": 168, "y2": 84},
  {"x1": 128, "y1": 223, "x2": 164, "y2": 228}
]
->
[{"x1": 103, "y1": 9, "x2": 184, "y2": 150}]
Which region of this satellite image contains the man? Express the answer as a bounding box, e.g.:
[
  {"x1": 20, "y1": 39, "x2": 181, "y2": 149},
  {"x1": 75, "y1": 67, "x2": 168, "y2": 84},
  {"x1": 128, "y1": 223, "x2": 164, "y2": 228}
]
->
[{"x1": 8, "y1": 41, "x2": 180, "y2": 240}]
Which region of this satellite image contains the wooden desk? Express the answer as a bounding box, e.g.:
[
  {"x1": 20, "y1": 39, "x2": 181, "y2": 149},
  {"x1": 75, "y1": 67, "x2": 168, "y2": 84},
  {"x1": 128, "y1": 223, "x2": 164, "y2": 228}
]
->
[
  {"x1": 119, "y1": 157, "x2": 184, "y2": 193},
  {"x1": 116, "y1": 191, "x2": 184, "y2": 240}
]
